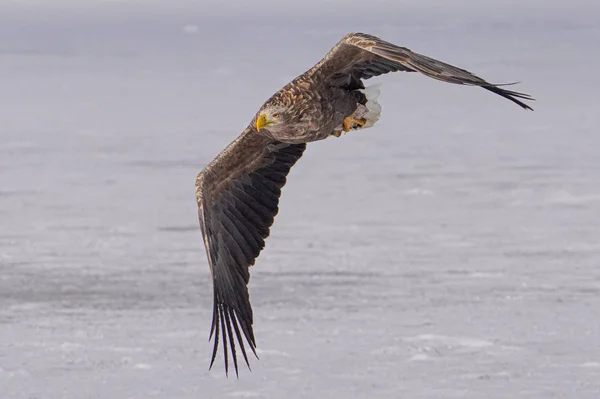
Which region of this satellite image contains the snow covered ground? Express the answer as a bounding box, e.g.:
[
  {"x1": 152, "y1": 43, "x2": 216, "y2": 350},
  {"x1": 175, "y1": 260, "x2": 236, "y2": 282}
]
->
[{"x1": 1, "y1": 2, "x2": 599, "y2": 398}]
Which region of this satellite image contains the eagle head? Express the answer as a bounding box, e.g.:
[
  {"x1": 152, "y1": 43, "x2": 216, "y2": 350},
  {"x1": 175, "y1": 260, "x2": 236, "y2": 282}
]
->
[{"x1": 255, "y1": 105, "x2": 288, "y2": 133}]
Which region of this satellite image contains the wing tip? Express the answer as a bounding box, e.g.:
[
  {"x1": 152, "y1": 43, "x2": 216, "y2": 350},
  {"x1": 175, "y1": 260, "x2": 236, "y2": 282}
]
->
[
  {"x1": 208, "y1": 302, "x2": 258, "y2": 377},
  {"x1": 482, "y1": 84, "x2": 535, "y2": 111}
]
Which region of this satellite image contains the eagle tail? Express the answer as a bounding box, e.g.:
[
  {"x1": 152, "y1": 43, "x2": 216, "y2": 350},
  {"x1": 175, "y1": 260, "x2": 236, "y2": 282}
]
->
[{"x1": 357, "y1": 83, "x2": 382, "y2": 129}]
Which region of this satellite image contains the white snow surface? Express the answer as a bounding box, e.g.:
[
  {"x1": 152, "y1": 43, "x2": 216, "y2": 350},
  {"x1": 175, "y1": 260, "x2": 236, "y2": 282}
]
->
[{"x1": 1, "y1": 3, "x2": 600, "y2": 398}]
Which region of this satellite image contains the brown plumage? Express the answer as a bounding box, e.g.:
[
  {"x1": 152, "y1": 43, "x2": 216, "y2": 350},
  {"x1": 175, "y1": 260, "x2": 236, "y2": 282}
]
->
[{"x1": 195, "y1": 32, "x2": 534, "y2": 376}]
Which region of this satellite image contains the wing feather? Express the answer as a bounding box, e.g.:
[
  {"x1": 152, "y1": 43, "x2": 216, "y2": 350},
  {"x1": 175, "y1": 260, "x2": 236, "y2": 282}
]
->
[
  {"x1": 196, "y1": 128, "x2": 305, "y2": 376},
  {"x1": 311, "y1": 32, "x2": 534, "y2": 110}
]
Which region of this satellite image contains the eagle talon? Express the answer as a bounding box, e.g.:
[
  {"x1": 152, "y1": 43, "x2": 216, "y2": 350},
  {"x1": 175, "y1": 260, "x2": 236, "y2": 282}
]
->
[
  {"x1": 353, "y1": 117, "x2": 366, "y2": 127},
  {"x1": 343, "y1": 116, "x2": 367, "y2": 132}
]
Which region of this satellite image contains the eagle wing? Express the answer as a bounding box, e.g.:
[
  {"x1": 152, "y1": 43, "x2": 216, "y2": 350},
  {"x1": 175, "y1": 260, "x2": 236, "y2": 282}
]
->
[
  {"x1": 311, "y1": 32, "x2": 533, "y2": 110},
  {"x1": 195, "y1": 127, "x2": 305, "y2": 376}
]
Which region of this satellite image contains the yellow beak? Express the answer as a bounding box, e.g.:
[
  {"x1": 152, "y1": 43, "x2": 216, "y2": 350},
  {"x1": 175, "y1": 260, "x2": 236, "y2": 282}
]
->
[{"x1": 256, "y1": 113, "x2": 268, "y2": 131}]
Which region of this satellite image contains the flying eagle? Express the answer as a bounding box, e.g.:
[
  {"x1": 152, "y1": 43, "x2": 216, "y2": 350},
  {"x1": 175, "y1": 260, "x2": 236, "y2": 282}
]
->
[{"x1": 195, "y1": 32, "x2": 533, "y2": 376}]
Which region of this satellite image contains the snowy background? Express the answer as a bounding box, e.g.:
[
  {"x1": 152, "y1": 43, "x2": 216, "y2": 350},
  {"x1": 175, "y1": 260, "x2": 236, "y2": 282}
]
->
[{"x1": 1, "y1": 1, "x2": 600, "y2": 398}]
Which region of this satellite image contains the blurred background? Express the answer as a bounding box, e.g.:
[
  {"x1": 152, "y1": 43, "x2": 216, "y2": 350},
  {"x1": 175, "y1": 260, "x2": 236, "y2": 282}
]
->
[{"x1": 1, "y1": 1, "x2": 599, "y2": 398}]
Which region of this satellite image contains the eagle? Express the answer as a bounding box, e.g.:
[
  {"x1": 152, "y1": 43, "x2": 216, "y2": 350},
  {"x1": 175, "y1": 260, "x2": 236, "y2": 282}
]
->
[{"x1": 195, "y1": 32, "x2": 533, "y2": 376}]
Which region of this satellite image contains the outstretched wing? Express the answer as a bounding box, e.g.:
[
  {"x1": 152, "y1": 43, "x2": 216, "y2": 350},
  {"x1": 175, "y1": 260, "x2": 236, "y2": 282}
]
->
[
  {"x1": 195, "y1": 128, "x2": 306, "y2": 377},
  {"x1": 310, "y1": 32, "x2": 534, "y2": 110}
]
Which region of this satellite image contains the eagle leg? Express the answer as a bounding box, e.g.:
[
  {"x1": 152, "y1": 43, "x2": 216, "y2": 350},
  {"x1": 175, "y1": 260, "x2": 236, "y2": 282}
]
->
[
  {"x1": 343, "y1": 116, "x2": 367, "y2": 132},
  {"x1": 330, "y1": 116, "x2": 368, "y2": 138}
]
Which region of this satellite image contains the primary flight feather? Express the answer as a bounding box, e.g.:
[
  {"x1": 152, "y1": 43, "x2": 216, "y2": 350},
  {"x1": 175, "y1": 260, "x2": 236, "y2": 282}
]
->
[{"x1": 195, "y1": 32, "x2": 534, "y2": 376}]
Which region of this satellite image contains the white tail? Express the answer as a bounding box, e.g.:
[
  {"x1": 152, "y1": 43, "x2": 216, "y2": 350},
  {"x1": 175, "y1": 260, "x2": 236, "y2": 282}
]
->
[{"x1": 357, "y1": 83, "x2": 382, "y2": 129}]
